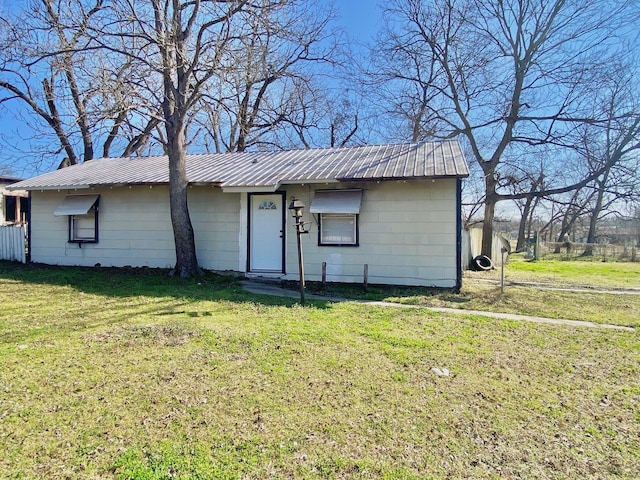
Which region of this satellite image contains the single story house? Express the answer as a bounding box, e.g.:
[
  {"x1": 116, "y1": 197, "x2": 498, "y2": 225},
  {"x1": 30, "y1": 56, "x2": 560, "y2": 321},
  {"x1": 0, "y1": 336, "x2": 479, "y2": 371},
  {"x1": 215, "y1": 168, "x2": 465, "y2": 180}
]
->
[{"x1": 8, "y1": 141, "x2": 469, "y2": 287}]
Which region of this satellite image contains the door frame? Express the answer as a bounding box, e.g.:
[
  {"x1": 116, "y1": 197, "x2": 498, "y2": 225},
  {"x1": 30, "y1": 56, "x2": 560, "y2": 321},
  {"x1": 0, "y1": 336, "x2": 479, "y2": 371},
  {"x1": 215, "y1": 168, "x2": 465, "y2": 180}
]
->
[{"x1": 247, "y1": 191, "x2": 286, "y2": 273}]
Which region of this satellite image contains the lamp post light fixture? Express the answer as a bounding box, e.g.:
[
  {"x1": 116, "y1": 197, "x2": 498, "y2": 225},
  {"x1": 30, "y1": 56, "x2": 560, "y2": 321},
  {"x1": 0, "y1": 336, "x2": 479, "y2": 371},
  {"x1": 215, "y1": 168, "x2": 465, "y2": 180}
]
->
[{"x1": 288, "y1": 197, "x2": 308, "y2": 304}]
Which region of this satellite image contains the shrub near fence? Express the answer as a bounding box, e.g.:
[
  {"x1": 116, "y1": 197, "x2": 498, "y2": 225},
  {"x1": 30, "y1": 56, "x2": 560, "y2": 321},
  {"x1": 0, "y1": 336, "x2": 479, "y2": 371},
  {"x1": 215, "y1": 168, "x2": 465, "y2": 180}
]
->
[{"x1": 0, "y1": 225, "x2": 26, "y2": 263}]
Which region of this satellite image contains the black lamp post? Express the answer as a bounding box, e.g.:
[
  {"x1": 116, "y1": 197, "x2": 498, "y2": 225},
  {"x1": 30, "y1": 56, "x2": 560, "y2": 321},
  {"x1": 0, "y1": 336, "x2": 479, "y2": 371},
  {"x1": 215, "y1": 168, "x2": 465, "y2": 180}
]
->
[{"x1": 288, "y1": 197, "x2": 308, "y2": 304}]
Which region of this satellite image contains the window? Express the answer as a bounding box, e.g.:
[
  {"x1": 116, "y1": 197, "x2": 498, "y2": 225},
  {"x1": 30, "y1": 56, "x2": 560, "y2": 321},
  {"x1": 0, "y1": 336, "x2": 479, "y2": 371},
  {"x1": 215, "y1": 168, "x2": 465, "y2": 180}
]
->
[
  {"x1": 70, "y1": 206, "x2": 98, "y2": 242},
  {"x1": 319, "y1": 213, "x2": 358, "y2": 246},
  {"x1": 53, "y1": 194, "x2": 100, "y2": 244},
  {"x1": 259, "y1": 200, "x2": 277, "y2": 210},
  {"x1": 310, "y1": 189, "x2": 362, "y2": 247},
  {"x1": 4, "y1": 195, "x2": 16, "y2": 222},
  {"x1": 3, "y1": 195, "x2": 28, "y2": 224}
]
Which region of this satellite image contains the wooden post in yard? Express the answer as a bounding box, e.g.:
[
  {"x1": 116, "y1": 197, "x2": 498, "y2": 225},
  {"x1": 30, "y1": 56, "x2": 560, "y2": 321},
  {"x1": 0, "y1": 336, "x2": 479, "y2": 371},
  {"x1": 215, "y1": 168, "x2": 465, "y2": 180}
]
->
[
  {"x1": 296, "y1": 226, "x2": 305, "y2": 305},
  {"x1": 500, "y1": 248, "x2": 506, "y2": 295},
  {"x1": 322, "y1": 261, "x2": 327, "y2": 286},
  {"x1": 363, "y1": 264, "x2": 368, "y2": 291}
]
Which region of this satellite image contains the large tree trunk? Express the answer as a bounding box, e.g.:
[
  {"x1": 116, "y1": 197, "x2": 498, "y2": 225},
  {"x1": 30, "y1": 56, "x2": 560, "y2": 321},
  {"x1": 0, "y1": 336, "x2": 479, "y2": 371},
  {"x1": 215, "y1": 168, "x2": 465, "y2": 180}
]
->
[{"x1": 166, "y1": 120, "x2": 200, "y2": 278}]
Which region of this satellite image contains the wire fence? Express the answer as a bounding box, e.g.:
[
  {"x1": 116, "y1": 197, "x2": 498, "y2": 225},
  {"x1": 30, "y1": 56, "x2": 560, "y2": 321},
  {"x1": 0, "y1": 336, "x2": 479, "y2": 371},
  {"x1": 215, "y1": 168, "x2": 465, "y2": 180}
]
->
[{"x1": 536, "y1": 241, "x2": 638, "y2": 261}]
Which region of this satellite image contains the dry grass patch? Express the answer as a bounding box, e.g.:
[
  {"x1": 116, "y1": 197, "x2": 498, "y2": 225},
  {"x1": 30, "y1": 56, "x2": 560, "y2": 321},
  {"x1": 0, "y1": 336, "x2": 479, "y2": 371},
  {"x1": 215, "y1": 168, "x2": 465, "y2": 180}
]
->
[{"x1": 388, "y1": 284, "x2": 640, "y2": 328}]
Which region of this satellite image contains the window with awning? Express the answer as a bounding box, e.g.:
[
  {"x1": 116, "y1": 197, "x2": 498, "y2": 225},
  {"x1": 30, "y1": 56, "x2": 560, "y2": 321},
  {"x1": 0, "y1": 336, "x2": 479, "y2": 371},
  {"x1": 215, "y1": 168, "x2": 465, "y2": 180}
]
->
[
  {"x1": 54, "y1": 194, "x2": 100, "y2": 216},
  {"x1": 309, "y1": 189, "x2": 362, "y2": 214},
  {"x1": 54, "y1": 194, "x2": 100, "y2": 243},
  {"x1": 311, "y1": 190, "x2": 362, "y2": 246}
]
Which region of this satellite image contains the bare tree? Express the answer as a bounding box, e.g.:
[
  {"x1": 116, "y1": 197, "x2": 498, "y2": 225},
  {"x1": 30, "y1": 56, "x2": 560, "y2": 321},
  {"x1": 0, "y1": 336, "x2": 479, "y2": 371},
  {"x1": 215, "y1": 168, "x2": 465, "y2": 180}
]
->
[
  {"x1": 580, "y1": 68, "x2": 640, "y2": 255},
  {"x1": 87, "y1": 0, "x2": 338, "y2": 277},
  {"x1": 188, "y1": 2, "x2": 344, "y2": 153},
  {"x1": 540, "y1": 59, "x2": 640, "y2": 255},
  {"x1": 0, "y1": 0, "x2": 159, "y2": 171},
  {"x1": 90, "y1": 0, "x2": 254, "y2": 277},
  {"x1": 369, "y1": 0, "x2": 639, "y2": 257},
  {"x1": 550, "y1": 189, "x2": 593, "y2": 252},
  {"x1": 2, "y1": 0, "x2": 339, "y2": 277},
  {"x1": 513, "y1": 171, "x2": 545, "y2": 251}
]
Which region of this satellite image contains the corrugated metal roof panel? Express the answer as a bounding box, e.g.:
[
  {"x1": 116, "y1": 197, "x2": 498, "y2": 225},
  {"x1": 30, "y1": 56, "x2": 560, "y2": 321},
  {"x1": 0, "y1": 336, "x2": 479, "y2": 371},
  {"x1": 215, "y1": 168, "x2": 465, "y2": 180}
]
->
[{"x1": 8, "y1": 141, "x2": 469, "y2": 191}]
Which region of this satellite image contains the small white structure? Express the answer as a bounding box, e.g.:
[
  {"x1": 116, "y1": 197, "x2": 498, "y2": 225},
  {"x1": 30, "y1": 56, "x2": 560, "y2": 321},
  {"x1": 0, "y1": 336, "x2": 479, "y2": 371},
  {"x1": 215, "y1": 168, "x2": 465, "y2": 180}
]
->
[
  {"x1": 1, "y1": 176, "x2": 28, "y2": 226},
  {"x1": 0, "y1": 177, "x2": 28, "y2": 262},
  {"x1": 8, "y1": 141, "x2": 469, "y2": 287}
]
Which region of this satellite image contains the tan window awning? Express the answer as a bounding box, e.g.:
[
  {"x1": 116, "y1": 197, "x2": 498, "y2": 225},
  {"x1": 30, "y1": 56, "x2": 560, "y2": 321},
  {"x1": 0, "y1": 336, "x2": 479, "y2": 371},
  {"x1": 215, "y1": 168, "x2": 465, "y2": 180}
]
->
[
  {"x1": 310, "y1": 189, "x2": 362, "y2": 214},
  {"x1": 53, "y1": 194, "x2": 99, "y2": 216}
]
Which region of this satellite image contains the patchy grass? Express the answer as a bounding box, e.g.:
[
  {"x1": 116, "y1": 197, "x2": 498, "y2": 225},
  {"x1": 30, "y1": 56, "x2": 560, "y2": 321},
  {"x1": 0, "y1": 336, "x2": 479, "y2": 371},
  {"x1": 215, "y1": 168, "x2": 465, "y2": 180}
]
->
[
  {"x1": 0, "y1": 262, "x2": 639, "y2": 479},
  {"x1": 380, "y1": 285, "x2": 640, "y2": 328},
  {"x1": 386, "y1": 284, "x2": 640, "y2": 329},
  {"x1": 307, "y1": 258, "x2": 640, "y2": 328}
]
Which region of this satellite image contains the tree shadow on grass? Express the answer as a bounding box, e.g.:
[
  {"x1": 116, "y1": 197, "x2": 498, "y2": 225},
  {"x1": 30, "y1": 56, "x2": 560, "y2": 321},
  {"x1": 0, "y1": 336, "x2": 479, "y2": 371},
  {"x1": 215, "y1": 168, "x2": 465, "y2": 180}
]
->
[
  {"x1": 0, "y1": 262, "x2": 349, "y2": 345},
  {"x1": 0, "y1": 261, "x2": 464, "y2": 307},
  {"x1": 0, "y1": 261, "x2": 333, "y2": 309},
  {"x1": 0, "y1": 261, "x2": 469, "y2": 346}
]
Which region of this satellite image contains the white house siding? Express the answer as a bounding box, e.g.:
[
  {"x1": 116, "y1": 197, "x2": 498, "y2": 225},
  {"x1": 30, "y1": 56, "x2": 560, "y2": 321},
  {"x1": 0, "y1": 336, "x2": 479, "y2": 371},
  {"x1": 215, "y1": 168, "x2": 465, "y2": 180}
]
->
[
  {"x1": 29, "y1": 180, "x2": 458, "y2": 286},
  {"x1": 188, "y1": 186, "x2": 240, "y2": 271},
  {"x1": 282, "y1": 179, "x2": 459, "y2": 287},
  {"x1": 30, "y1": 186, "x2": 239, "y2": 270}
]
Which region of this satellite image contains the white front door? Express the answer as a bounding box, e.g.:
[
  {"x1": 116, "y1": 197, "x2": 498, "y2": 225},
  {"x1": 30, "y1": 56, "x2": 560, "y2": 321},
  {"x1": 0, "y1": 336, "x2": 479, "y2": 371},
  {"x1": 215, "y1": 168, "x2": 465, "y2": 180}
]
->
[{"x1": 249, "y1": 193, "x2": 285, "y2": 272}]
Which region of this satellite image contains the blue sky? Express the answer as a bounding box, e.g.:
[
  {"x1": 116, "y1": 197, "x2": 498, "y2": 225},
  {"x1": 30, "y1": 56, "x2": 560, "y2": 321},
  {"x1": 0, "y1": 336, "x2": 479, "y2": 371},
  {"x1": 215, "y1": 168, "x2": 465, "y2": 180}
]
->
[
  {"x1": 0, "y1": 1, "x2": 384, "y2": 178},
  {"x1": 335, "y1": 1, "x2": 381, "y2": 42}
]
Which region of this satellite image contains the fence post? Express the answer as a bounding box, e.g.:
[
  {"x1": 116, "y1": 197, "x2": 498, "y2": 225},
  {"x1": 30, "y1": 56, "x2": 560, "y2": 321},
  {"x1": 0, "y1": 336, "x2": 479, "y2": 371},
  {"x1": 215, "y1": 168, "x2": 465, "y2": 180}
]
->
[
  {"x1": 321, "y1": 261, "x2": 327, "y2": 286},
  {"x1": 363, "y1": 264, "x2": 368, "y2": 291}
]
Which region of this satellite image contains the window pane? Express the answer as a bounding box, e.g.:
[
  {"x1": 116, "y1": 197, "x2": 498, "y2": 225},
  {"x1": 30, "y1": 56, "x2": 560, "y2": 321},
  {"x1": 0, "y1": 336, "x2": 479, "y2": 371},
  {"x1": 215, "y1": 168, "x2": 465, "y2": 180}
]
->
[
  {"x1": 4, "y1": 196, "x2": 16, "y2": 222},
  {"x1": 71, "y1": 211, "x2": 96, "y2": 241},
  {"x1": 321, "y1": 214, "x2": 356, "y2": 244}
]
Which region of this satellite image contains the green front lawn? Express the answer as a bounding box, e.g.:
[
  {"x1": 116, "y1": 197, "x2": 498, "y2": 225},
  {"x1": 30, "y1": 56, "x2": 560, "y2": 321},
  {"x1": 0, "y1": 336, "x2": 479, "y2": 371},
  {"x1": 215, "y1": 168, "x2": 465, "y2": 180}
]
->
[
  {"x1": 473, "y1": 255, "x2": 640, "y2": 288},
  {"x1": 0, "y1": 263, "x2": 638, "y2": 479}
]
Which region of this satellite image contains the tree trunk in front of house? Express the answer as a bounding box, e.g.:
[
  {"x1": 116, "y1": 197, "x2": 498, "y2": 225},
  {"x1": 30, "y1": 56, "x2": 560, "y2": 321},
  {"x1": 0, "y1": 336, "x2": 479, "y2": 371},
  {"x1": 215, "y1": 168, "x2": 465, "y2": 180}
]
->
[{"x1": 166, "y1": 120, "x2": 200, "y2": 278}]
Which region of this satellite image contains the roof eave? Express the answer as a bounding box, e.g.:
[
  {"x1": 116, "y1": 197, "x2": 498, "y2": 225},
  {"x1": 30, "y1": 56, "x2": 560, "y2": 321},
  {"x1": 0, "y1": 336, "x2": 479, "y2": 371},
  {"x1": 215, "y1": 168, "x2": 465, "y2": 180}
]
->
[
  {"x1": 279, "y1": 178, "x2": 340, "y2": 186},
  {"x1": 335, "y1": 174, "x2": 470, "y2": 183},
  {"x1": 8, "y1": 184, "x2": 92, "y2": 192},
  {"x1": 221, "y1": 184, "x2": 280, "y2": 193}
]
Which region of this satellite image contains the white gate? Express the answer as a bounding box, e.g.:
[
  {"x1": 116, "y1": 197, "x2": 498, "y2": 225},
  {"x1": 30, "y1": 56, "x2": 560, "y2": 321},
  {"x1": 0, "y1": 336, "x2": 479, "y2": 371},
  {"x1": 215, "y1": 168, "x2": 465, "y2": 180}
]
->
[{"x1": 0, "y1": 225, "x2": 27, "y2": 263}]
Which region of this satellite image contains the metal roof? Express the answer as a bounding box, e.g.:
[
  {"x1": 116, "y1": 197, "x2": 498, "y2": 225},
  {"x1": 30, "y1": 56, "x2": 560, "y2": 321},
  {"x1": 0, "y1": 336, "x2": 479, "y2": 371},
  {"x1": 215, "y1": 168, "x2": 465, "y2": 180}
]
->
[{"x1": 8, "y1": 141, "x2": 469, "y2": 192}]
